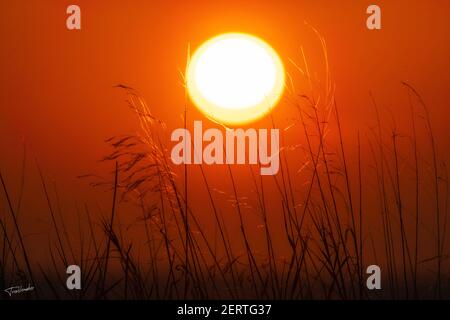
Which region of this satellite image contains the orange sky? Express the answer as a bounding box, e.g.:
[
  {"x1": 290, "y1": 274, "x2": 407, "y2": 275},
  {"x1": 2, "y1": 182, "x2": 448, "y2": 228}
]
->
[
  {"x1": 1, "y1": 1, "x2": 450, "y2": 174},
  {"x1": 1, "y1": 0, "x2": 450, "y2": 264}
]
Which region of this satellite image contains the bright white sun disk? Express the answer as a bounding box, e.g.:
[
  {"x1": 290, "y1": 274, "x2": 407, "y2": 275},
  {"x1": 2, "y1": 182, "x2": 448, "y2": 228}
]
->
[{"x1": 187, "y1": 33, "x2": 285, "y2": 125}]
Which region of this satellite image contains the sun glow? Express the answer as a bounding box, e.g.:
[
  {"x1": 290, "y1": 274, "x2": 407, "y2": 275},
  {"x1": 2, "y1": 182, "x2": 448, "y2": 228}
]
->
[{"x1": 187, "y1": 33, "x2": 285, "y2": 125}]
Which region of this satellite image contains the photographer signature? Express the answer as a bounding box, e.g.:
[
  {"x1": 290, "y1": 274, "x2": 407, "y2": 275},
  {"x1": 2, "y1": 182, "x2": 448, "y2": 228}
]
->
[{"x1": 4, "y1": 284, "x2": 34, "y2": 297}]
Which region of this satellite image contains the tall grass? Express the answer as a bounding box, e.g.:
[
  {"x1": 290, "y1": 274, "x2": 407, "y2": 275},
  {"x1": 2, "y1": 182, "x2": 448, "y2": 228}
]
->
[{"x1": 0, "y1": 35, "x2": 448, "y2": 300}]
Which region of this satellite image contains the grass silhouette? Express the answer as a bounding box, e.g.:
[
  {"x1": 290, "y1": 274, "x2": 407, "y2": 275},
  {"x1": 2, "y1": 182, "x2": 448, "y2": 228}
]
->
[{"x1": 0, "y1": 34, "x2": 448, "y2": 300}]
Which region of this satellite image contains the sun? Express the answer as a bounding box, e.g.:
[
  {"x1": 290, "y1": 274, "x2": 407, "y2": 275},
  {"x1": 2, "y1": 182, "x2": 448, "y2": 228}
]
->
[{"x1": 186, "y1": 33, "x2": 285, "y2": 125}]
